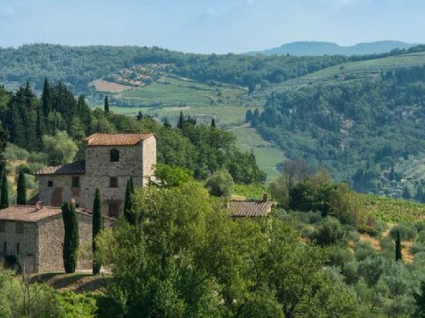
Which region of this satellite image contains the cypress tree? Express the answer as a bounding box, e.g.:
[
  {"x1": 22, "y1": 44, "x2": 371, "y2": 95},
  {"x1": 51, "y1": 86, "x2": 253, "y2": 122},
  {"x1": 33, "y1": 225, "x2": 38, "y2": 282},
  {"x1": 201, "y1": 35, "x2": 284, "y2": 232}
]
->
[
  {"x1": 16, "y1": 170, "x2": 26, "y2": 205},
  {"x1": 395, "y1": 230, "x2": 403, "y2": 262},
  {"x1": 211, "y1": 118, "x2": 216, "y2": 128},
  {"x1": 41, "y1": 77, "x2": 52, "y2": 117},
  {"x1": 104, "y1": 96, "x2": 110, "y2": 114},
  {"x1": 414, "y1": 280, "x2": 425, "y2": 318},
  {"x1": 177, "y1": 111, "x2": 184, "y2": 129},
  {"x1": 92, "y1": 188, "x2": 102, "y2": 275},
  {"x1": 245, "y1": 110, "x2": 253, "y2": 123},
  {"x1": 124, "y1": 177, "x2": 135, "y2": 224},
  {"x1": 0, "y1": 170, "x2": 9, "y2": 209},
  {"x1": 62, "y1": 201, "x2": 79, "y2": 273},
  {"x1": 163, "y1": 118, "x2": 171, "y2": 128}
]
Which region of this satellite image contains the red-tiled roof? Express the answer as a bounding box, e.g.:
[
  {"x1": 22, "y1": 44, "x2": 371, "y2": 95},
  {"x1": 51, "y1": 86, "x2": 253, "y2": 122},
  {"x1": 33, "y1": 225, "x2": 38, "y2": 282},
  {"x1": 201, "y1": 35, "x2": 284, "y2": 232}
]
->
[
  {"x1": 0, "y1": 205, "x2": 85, "y2": 223},
  {"x1": 35, "y1": 160, "x2": 85, "y2": 176},
  {"x1": 229, "y1": 200, "x2": 274, "y2": 217},
  {"x1": 84, "y1": 133, "x2": 155, "y2": 146}
]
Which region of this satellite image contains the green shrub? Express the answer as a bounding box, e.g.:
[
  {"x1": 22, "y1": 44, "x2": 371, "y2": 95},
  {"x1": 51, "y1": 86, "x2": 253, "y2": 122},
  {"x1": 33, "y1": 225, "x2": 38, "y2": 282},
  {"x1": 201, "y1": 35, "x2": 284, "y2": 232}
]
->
[
  {"x1": 389, "y1": 224, "x2": 417, "y2": 241},
  {"x1": 311, "y1": 217, "x2": 347, "y2": 247},
  {"x1": 57, "y1": 291, "x2": 98, "y2": 318},
  {"x1": 355, "y1": 242, "x2": 377, "y2": 261},
  {"x1": 358, "y1": 225, "x2": 379, "y2": 237}
]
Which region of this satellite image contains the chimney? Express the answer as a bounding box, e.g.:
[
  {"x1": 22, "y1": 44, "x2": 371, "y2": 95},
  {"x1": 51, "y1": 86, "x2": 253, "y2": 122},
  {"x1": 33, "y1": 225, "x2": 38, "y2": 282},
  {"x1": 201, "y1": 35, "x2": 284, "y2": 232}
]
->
[
  {"x1": 263, "y1": 193, "x2": 268, "y2": 202},
  {"x1": 35, "y1": 201, "x2": 43, "y2": 211}
]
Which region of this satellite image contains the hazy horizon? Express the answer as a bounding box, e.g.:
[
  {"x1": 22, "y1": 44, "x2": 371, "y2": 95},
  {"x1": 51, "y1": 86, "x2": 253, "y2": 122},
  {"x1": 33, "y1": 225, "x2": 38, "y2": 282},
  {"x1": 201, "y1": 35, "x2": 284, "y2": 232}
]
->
[{"x1": 1, "y1": 0, "x2": 424, "y2": 54}]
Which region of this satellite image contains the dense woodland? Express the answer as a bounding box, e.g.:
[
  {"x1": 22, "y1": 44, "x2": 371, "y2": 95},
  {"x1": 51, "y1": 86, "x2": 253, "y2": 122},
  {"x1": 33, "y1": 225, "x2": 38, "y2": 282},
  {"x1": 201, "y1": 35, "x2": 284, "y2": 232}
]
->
[
  {"x1": 251, "y1": 65, "x2": 425, "y2": 195},
  {"x1": 0, "y1": 79, "x2": 265, "y2": 185}
]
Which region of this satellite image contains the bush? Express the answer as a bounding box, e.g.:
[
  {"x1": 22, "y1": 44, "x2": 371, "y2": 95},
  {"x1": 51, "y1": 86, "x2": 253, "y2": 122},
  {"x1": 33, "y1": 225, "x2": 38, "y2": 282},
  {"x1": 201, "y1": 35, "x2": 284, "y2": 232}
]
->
[
  {"x1": 205, "y1": 170, "x2": 234, "y2": 198},
  {"x1": 328, "y1": 247, "x2": 354, "y2": 268},
  {"x1": 355, "y1": 242, "x2": 377, "y2": 261},
  {"x1": 358, "y1": 225, "x2": 379, "y2": 237},
  {"x1": 389, "y1": 224, "x2": 417, "y2": 241},
  {"x1": 311, "y1": 217, "x2": 347, "y2": 247}
]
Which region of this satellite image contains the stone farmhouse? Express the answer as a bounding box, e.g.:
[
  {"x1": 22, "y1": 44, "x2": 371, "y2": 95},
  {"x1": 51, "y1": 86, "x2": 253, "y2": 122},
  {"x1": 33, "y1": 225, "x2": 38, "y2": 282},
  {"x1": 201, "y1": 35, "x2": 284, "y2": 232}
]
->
[
  {"x1": 34, "y1": 133, "x2": 157, "y2": 217},
  {"x1": 0, "y1": 205, "x2": 113, "y2": 273}
]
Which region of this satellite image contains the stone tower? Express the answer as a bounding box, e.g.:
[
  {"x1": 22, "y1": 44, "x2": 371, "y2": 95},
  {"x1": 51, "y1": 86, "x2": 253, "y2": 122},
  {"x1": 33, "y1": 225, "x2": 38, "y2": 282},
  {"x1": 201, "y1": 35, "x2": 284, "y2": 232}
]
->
[{"x1": 35, "y1": 133, "x2": 157, "y2": 217}]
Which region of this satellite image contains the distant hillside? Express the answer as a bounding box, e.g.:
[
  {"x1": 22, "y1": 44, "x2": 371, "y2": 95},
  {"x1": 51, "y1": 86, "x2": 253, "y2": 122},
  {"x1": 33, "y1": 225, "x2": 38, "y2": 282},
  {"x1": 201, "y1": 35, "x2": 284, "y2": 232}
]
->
[{"x1": 249, "y1": 41, "x2": 415, "y2": 56}]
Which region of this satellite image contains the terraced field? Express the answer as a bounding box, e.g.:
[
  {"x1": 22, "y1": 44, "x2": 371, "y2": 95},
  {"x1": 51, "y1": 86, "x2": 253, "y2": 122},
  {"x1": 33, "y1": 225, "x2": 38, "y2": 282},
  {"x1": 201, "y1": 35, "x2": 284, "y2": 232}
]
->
[
  {"x1": 306, "y1": 51, "x2": 425, "y2": 78},
  {"x1": 231, "y1": 126, "x2": 285, "y2": 182}
]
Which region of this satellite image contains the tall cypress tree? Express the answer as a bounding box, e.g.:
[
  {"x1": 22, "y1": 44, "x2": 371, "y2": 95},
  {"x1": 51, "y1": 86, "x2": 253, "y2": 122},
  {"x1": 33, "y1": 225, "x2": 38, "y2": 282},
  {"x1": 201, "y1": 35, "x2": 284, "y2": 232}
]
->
[
  {"x1": 124, "y1": 177, "x2": 135, "y2": 224},
  {"x1": 177, "y1": 111, "x2": 184, "y2": 129},
  {"x1": 62, "y1": 201, "x2": 79, "y2": 273},
  {"x1": 104, "y1": 96, "x2": 110, "y2": 114},
  {"x1": 16, "y1": 170, "x2": 26, "y2": 205},
  {"x1": 395, "y1": 230, "x2": 403, "y2": 262},
  {"x1": 211, "y1": 118, "x2": 216, "y2": 128},
  {"x1": 0, "y1": 170, "x2": 9, "y2": 209},
  {"x1": 92, "y1": 188, "x2": 102, "y2": 275},
  {"x1": 41, "y1": 77, "x2": 52, "y2": 117}
]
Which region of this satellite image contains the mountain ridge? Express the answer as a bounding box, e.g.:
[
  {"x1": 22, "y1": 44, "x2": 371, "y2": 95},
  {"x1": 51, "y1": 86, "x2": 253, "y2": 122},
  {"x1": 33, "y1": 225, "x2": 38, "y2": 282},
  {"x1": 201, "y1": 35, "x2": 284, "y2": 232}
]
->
[{"x1": 248, "y1": 40, "x2": 415, "y2": 56}]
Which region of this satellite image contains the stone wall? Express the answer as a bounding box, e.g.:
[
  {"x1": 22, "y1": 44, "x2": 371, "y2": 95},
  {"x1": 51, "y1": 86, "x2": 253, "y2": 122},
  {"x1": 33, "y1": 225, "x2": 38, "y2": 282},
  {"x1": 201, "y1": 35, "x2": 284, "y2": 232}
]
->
[
  {"x1": 38, "y1": 175, "x2": 85, "y2": 207},
  {"x1": 142, "y1": 136, "x2": 157, "y2": 185},
  {"x1": 0, "y1": 221, "x2": 38, "y2": 272},
  {"x1": 37, "y1": 212, "x2": 93, "y2": 273}
]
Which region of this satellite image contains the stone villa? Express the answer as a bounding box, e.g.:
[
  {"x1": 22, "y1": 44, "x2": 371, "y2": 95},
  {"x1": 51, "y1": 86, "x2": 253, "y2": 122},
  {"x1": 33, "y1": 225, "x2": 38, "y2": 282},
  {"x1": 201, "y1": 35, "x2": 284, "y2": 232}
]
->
[
  {"x1": 35, "y1": 133, "x2": 157, "y2": 217},
  {"x1": 0, "y1": 205, "x2": 110, "y2": 273}
]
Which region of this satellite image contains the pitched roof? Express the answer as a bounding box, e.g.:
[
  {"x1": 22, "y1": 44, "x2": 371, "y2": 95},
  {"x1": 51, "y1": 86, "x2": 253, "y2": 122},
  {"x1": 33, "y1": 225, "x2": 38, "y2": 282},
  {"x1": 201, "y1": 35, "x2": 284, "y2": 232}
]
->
[
  {"x1": 0, "y1": 205, "x2": 86, "y2": 223},
  {"x1": 84, "y1": 133, "x2": 155, "y2": 146},
  {"x1": 35, "y1": 160, "x2": 85, "y2": 176},
  {"x1": 229, "y1": 200, "x2": 274, "y2": 217}
]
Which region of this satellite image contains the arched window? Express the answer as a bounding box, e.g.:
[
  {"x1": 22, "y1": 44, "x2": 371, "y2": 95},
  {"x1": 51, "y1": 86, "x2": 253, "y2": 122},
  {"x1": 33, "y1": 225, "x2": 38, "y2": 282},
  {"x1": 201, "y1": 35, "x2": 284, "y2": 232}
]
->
[{"x1": 110, "y1": 149, "x2": 120, "y2": 162}]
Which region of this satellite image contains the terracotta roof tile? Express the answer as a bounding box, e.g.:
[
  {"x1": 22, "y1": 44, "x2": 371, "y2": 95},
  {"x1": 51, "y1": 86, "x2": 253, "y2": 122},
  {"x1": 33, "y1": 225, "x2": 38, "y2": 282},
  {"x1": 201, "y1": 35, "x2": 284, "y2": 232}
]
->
[
  {"x1": 35, "y1": 160, "x2": 85, "y2": 176},
  {"x1": 84, "y1": 133, "x2": 155, "y2": 146},
  {"x1": 229, "y1": 200, "x2": 274, "y2": 217},
  {"x1": 0, "y1": 205, "x2": 107, "y2": 224}
]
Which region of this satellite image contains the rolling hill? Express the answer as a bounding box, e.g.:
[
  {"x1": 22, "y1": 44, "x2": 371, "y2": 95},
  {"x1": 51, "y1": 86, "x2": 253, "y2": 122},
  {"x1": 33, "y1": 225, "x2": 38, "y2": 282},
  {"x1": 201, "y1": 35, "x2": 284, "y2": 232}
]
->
[{"x1": 248, "y1": 40, "x2": 414, "y2": 56}]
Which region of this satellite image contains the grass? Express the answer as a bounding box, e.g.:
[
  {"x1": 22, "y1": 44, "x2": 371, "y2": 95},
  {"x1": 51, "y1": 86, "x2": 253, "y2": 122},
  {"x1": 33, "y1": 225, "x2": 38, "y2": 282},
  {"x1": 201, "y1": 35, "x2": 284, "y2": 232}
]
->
[{"x1": 231, "y1": 126, "x2": 285, "y2": 182}]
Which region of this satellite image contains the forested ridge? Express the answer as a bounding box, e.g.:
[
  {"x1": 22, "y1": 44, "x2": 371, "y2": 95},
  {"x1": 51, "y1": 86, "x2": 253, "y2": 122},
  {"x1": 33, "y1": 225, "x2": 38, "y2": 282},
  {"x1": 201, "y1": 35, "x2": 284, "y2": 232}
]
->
[
  {"x1": 251, "y1": 64, "x2": 425, "y2": 196},
  {"x1": 0, "y1": 43, "x2": 351, "y2": 92}
]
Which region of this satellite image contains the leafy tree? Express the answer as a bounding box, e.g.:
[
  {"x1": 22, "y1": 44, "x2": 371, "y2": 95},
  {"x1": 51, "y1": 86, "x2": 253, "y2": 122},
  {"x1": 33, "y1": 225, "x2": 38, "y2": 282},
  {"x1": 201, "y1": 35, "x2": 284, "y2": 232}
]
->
[
  {"x1": 62, "y1": 201, "x2": 79, "y2": 273},
  {"x1": 154, "y1": 164, "x2": 193, "y2": 188},
  {"x1": 16, "y1": 170, "x2": 26, "y2": 205},
  {"x1": 205, "y1": 170, "x2": 234, "y2": 198},
  {"x1": 395, "y1": 230, "x2": 403, "y2": 262},
  {"x1": 123, "y1": 177, "x2": 136, "y2": 224},
  {"x1": 92, "y1": 188, "x2": 102, "y2": 275},
  {"x1": 42, "y1": 131, "x2": 78, "y2": 165},
  {"x1": 0, "y1": 169, "x2": 9, "y2": 209},
  {"x1": 104, "y1": 95, "x2": 109, "y2": 114},
  {"x1": 311, "y1": 217, "x2": 347, "y2": 247}
]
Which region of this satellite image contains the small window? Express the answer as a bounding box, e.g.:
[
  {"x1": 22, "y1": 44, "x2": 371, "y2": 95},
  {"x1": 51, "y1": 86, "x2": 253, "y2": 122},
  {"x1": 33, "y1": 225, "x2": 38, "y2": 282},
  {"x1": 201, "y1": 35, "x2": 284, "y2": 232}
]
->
[
  {"x1": 110, "y1": 149, "x2": 120, "y2": 162},
  {"x1": 108, "y1": 204, "x2": 119, "y2": 217},
  {"x1": 110, "y1": 177, "x2": 118, "y2": 188},
  {"x1": 3, "y1": 242, "x2": 7, "y2": 254},
  {"x1": 16, "y1": 243, "x2": 20, "y2": 255},
  {"x1": 0, "y1": 221, "x2": 5, "y2": 233},
  {"x1": 16, "y1": 223, "x2": 24, "y2": 234},
  {"x1": 48, "y1": 180, "x2": 53, "y2": 187},
  {"x1": 72, "y1": 177, "x2": 80, "y2": 188}
]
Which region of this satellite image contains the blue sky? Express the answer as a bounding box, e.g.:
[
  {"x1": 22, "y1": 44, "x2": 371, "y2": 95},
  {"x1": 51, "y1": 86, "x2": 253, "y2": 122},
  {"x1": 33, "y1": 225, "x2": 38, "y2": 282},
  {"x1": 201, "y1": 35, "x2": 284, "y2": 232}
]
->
[{"x1": 0, "y1": 0, "x2": 423, "y2": 53}]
